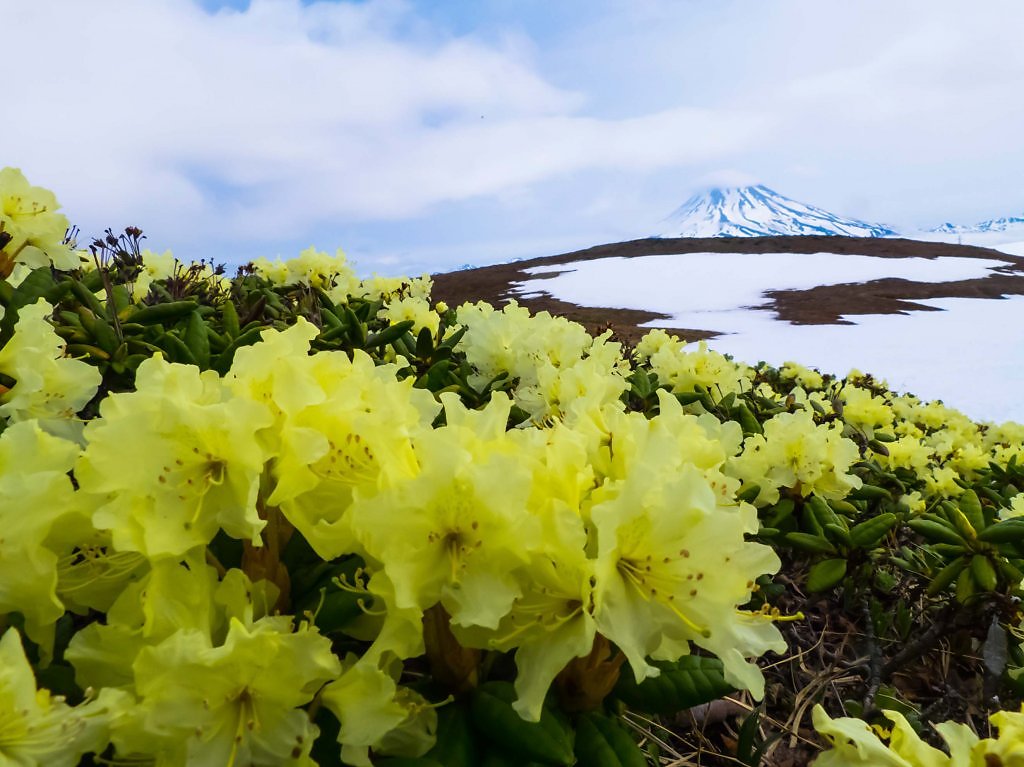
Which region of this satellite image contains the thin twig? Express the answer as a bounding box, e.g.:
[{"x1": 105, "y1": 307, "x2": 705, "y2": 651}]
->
[
  {"x1": 860, "y1": 595, "x2": 883, "y2": 713},
  {"x1": 881, "y1": 603, "x2": 955, "y2": 676}
]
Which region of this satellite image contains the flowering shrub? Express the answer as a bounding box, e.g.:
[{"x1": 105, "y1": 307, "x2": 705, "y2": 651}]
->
[{"x1": 2, "y1": 167, "x2": 1024, "y2": 765}]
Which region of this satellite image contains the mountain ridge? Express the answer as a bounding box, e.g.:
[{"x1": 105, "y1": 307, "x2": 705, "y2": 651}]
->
[
  {"x1": 657, "y1": 184, "x2": 897, "y2": 238},
  {"x1": 931, "y1": 215, "x2": 1024, "y2": 234}
]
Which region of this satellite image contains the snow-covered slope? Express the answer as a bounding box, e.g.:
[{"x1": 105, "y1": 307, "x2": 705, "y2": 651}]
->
[{"x1": 657, "y1": 185, "x2": 897, "y2": 238}]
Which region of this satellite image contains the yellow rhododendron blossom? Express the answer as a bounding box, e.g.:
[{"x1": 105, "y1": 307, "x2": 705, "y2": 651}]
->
[
  {"x1": 812, "y1": 704, "x2": 1024, "y2": 766},
  {"x1": 0, "y1": 167, "x2": 80, "y2": 271},
  {"x1": 321, "y1": 657, "x2": 437, "y2": 767},
  {"x1": 0, "y1": 628, "x2": 128, "y2": 766},
  {"x1": 0, "y1": 420, "x2": 95, "y2": 651},
  {"x1": 456, "y1": 301, "x2": 628, "y2": 423},
  {"x1": 76, "y1": 356, "x2": 273, "y2": 558},
  {"x1": 780, "y1": 361, "x2": 825, "y2": 390},
  {"x1": 267, "y1": 351, "x2": 435, "y2": 559},
  {"x1": 68, "y1": 557, "x2": 281, "y2": 696},
  {"x1": 837, "y1": 384, "x2": 895, "y2": 437},
  {"x1": 351, "y1": 399, "x2": 538, "y2": 631},
  {"x1": 728, "y1": 409, "x2": 862, "y2": 505},
  {"x1": 115, "y1": 617, "x2": 339, "y2": 766},
  {"x1": 811, "y1": 705, "x2": 941, "y2": 766},
  {"x1": 228, "y1": 321, "x2": 438, "y2": 559},
  {"x1": 0, "y1": 299, "x2": 101, "y2": 435},
  {"x1": 378, "y1": 295, "x2": 441, "y2": 336},
  {"x1": 252, "y1": 247, "x2": 360, "y2": 296},
  {"x1": 457, "y1": 505, "x2": 597, "y2": 722},
  {"x1": 636, "y1": 330, "x2": 750, "y2": 400},
  {"x1": 589, "y1": 460, "x2": 783, "y2": 696},
  {"x1": 128, "y1": 248, "x2": 177, "y2": 301}
]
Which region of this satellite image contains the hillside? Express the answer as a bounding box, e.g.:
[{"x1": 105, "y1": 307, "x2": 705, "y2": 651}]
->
[{"x1": 432, "y1": 236, "x2": 1024, "y2": 347}]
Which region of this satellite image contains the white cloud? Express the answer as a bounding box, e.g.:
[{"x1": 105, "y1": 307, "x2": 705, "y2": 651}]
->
[
  {"x1": 4, "y1": 0, "x2": 1023, "y2": 268},
  {"x1": 1, "y1": 0, "x2": 769, "y2": 254}
]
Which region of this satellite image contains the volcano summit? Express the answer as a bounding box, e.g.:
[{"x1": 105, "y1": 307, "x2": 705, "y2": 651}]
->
[{"x1": 657, "y1": 185, "x2": 897, "y2": 238}]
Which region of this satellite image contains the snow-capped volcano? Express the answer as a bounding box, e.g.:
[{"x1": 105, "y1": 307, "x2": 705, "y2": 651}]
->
[
  {"x1": 657, "y1": 185, "x2": 897, "y2": 238},
  {"x1": 931, "y1": 215, "x2": 1024, "y2": 234}
]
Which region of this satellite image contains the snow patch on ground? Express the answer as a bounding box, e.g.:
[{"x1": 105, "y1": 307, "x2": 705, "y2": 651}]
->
[
  {"x1": 992, "y1": 241, "x2": 1024, "y2": 257},
  {"x1": 513, "y1": 252, "x2": 1022, "y2": 423},
  {"x1": 708, "y1": 296, "x2": 1024, "y2": 424}
]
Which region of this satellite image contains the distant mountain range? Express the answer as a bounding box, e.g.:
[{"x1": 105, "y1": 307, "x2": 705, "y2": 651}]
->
[
  {"x1": 657, "y1": 185, "x2": 897, "y2": 238},
  {"x1": 930, "y1": 216, "x2": 1024, "y2": 234},
  {"x1": 655, "y1": 185, "x2": 1024, "y2": 242}
]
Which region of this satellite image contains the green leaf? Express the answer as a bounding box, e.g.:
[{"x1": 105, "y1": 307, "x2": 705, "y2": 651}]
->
[
  {"x1": 10, "y1": 267, "x2": 58, "y2": 310},
  {"x1": 221, "y1": 299, "x2": 241, "y2": 339},
  {"x1": 848, "y1": 513, "x2": 897, "y2": 548},
  {"x1": 926, "y1": 557, "x2": 969, "y2": 597},
  {"x1": 849, "y1": 484, "x2": 891, "y2": 501},
  {"x1": 184, "y1": 310, "x2": 210, "y2": 368},
  {"x1": 366, "y1": 320, "x2": 416, "y2": 349},
  {"x1": 734, "y1": 404, "x2": 762, "y2": 435},
  {"x1": 126, "y1": 300, "x2": 199, "y2": 325},
  {"x1": 907, "y1": 519, "x2": 968, "y2": 547},
  {"x1": 959, "y1": 489, "x2": 985, "y2": 533},
  {"x1": 480, "y1": 753, "x2": 550, "y2": 767},
  {"x1": 806, "y1": 558, "x2": 847, "y2": 593},
  {"x1": 156, "y1": 330, "x2": 198, "y2": 365},
  {"x1": 469, "y1": 682, "x2": 574, "y2": 766},
  {"x1": 781, "y1": 532, "x2": 837, "y2": 555},
  {"x1": 979, "y1": 520, "x2": 1024, "y2": 544},
  {"x1": 424, "y1": 703, "x2": 479, "y2": 767},
  {"x1": 416, "y1": 326, "x2": 435, "y2": 360},
  {"x1": 736, "y1": 484, "x2": 761, "y2": 504},
  {"x1": 612, "y1": 656, "x2": 734, "y2": 715},
  {"x1": 574, "y1": 711, "x2": 646, "y2": 767}
]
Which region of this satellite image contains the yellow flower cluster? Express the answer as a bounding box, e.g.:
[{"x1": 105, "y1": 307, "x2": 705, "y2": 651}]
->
[
  {"x1": 636, "y1": 329, "x2": 751, "y2": 398},
  {"x1": 3, "y1": 168, "x2": 1024, "y2": 765},
  {"x1": 252, "y1": 246, "x2": 433, "y2": 307},
  {"x1": 727, "y1": 409, "x2": 863, "y2": 505},
  {"x1": 0, "y1": 312, "x2": 784, "y2": 764},
  {"x1": 0, "y1": 299, "x2": 101, "y2": 440},
  {"x1": 455, "y1": 300, "x2": 630, "y2": 424}
]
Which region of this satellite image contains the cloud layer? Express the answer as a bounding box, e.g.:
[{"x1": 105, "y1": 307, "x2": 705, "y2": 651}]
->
[{"x1": 4, "y1": 0, "x2": 1023, "y2": 271}]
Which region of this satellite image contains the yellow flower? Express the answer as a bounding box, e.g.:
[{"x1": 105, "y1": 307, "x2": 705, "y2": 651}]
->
[
  {"x1": 0, "y1": 420, "x2": 92, "y2": 651},
  {"x1": 811, "y1": 705, "x2": 939, "y2": 766},
  {"x1": 67, "y1": 555, "x2": 282, "y2": 697},
  {"x1": 780, "y1": 361, "x2": 825, "y2": 390},
  {"x1": 128, "y1": 248, "x2": 177, "y2": 301},
  {"x1": 228, "y1": 321, "x2": 438, "y2": 559},
  {"x1": 378, "y1": 295, "x2": 441, "y2": 336},
  {"x1": 321, "y1": 657, "x2": 437, "y2": 767},
  {"x1": 0, "y1": 167, "x2": 80, "y2": 271},
  {"x1": 0, "y1": 628, "x2": 127, "y2": 766},
  {"x1": 0, "y1": 299, "x2": 101, "y2": 435},
  {"x1": 455, "y1": 301, "x2": 628, "y2": 424},
  {"x1": 728, "y1": 410, "x2": 862, "y2": 505},
  {"x1": 589, "y1": 460, "x2": 783, "y2": 697},
  {"x1": 119, "y1": 617, "x2": 339, "y2": 766},
  {"x1": 76, "y1": 356, "x2": 273, "y2": 558},
  {"x1": 350, "y1": 397, "x2": 538, "y2": 630},
  {"x1": 636, "y1": 330, "x2": 749, "y2": 400}
]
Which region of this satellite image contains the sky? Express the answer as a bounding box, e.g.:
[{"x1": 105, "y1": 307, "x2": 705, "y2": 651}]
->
[{"x1": 4, "y1": 0, "x2": 1024, "y2": 275}]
